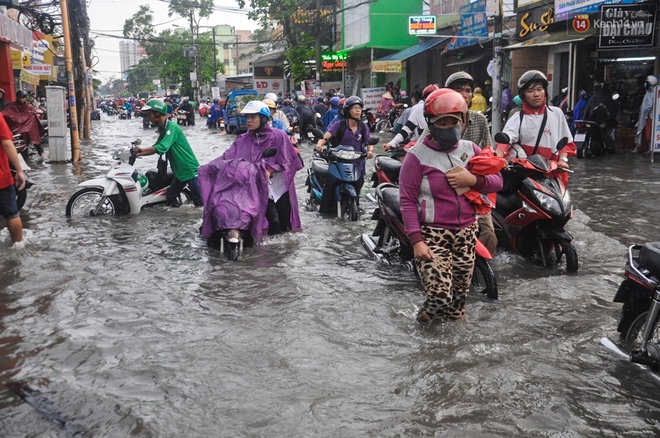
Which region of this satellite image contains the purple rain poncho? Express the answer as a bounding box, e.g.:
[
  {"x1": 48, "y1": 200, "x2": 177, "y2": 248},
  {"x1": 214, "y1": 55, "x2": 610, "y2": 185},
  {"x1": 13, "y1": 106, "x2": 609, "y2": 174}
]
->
[{"x1": 199, "y1": 124, "x2": 302, "y2": 243}]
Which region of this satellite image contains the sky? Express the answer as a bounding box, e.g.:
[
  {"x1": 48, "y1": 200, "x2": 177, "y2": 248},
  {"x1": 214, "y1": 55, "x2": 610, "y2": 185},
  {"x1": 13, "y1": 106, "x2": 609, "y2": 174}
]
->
[{"x1": 87, "y1": 0, "x2": 259, "y2": 83}]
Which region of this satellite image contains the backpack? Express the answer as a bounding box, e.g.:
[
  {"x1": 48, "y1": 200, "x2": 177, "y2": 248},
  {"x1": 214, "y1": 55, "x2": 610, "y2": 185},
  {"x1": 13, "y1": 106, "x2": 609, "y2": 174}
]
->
[
  {"x1": 591, "y1": 103, "x2": 610, "y2": 126},
  {"x1": 331, "y1": 120, "x2": 367, "y2": 148}
]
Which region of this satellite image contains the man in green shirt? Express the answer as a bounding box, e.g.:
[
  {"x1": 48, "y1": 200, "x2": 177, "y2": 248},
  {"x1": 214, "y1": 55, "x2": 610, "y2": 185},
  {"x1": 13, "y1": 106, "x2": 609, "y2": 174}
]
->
[{"x1": 131, "y1": 99, "x2": 203, "y2": 207}]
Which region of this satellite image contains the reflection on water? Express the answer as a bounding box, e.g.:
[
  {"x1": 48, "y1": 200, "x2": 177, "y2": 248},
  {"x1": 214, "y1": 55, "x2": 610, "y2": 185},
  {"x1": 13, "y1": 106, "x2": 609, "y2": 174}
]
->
[{"x1": 1, "y1": 116, "x2": 660, "y2": 436}]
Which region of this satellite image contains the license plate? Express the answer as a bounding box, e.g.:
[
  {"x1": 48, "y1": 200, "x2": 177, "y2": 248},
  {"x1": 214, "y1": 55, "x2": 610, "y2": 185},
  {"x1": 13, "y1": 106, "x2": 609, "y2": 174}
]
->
[{"x1": 574, "y1": 133, "x2": 586, "y2": 142}]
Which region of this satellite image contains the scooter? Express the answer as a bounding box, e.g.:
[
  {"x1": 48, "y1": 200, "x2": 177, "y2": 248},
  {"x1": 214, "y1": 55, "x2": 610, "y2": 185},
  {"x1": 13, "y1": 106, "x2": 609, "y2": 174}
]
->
[
  {"x1": 11, "y1": 140, "x2": 34, "y2": 211},
  {"x1": 117, "y1": 108, "x2": 128, "y2": 120},
  {"x1": 601, "y1": 242, "x2": 660, "y2": 372},
  {"x1": 176, "y1": 109, "x2": 188, "y2": 126},
  {"x1": 363, "y1": 108, "x2": 381, "y2": 132},
  {"x1": 200, "y1": 148, "x2": 277, "y2": 261},
  {"x1": 65, "y1": 139, "x2": 193, "y2": 217},
  {"x1": 360, "y1": 182, "x2": 498, "y2": 299},
  {"x1": 492, "y1": 133, "x2": 578, "y2": 272},
  {"x1": 573, "y1": 119, "x2": 615, "y2": 159},
  {"x1": 306, "y1": 129, "x2": 379, "y2": 221}
]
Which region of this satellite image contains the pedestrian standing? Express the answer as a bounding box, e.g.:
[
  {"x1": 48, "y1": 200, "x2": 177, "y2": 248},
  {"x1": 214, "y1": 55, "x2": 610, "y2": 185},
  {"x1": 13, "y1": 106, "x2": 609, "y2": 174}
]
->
[
  {"x1": 399, "y1": 89, "x2": 502, "y2": 322},
  {"x1": 0, "y1": 113, "x2": 26, "y2": 244},
  {"x1": 632, "y1": 75, "x2": 658, "y2": 154}
]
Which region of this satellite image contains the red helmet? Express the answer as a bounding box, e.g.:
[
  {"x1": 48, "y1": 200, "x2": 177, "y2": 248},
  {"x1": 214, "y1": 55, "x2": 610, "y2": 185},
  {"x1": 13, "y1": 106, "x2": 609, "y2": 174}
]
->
[
  {"x1": 422, "y1": 84, "x2": 440, "y2": 100},
  {"x1": 424, "y1": 88, "x2": 467, "y2": 124}
]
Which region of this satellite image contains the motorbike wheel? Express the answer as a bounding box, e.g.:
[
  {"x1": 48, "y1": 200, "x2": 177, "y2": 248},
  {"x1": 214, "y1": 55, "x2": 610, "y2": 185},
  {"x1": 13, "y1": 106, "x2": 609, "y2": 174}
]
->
[
  {"x1": 471, "y1": 257, "x2": 498, "y2": 300},
  {"x1": 576, "y1": 144, "x2": 584, "y2": 159},
  {"x1": 623, "y1": 311, "x2": 660, "y2": 353},
  {"x1": 16, "y1": 186, "x2": 27, "y2": 211},
  {"x1": 340, "y1": 197, "x2": 358, "y2": 221},
  {"x1": 227, "y1": 242, "x2": 240, "y2": 261},
  {"x1": 563, "y1": 240, "x2": 578, "y2": 273},
  {"x1": 375, "y1": 120, "x2": 389, "y2": 133},
  {"x1": 66, "y1": 187, "x2": 118, "y2": 217}
]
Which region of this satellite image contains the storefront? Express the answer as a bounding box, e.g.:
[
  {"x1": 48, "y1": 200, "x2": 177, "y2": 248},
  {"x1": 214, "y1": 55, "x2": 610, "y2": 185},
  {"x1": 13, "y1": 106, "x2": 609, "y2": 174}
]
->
[{"x1": 0, "y1": 13, "x2": 32, "y2": 100}]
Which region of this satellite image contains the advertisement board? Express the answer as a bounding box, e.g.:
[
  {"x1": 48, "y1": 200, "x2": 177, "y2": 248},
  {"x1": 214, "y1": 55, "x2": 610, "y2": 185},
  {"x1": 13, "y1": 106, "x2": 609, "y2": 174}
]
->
[
  {"x1": 597, "y1": 3, "x2": 657, "y2": 49},
  {"x1": 409, "y1": 16, "x2": 436, "y2": 35},
  {"x1": 360, "y1": 87, "x2": 387, "y2": 113},
  {"x1": 255, "y1": 79, "x2": 285, "y2": 95}
]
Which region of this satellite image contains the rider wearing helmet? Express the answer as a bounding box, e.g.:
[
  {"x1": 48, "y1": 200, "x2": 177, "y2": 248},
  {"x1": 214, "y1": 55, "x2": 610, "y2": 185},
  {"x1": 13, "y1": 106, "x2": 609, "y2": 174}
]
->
[
  {"x1": 444, "y1": 72, "x2": 492, "y2": 149},
  {"x1": 496, "y1": 70, "x2": 575, "y2": 168},
  {"x1": 320, "y1": 96, "x2": 341, "y2": 132},
  {"x1": 263, "y1": 98, "x2": 286, "y2": 131},
  {"x1": 295, "y1": 95, "x2": 315, "y2": 143},
  {"x1": 314, "y1": 95, "x2": 373, "y2": 215},
  {"x1": 200, "y1": 99, "x2": 303, "y2": 237},
  {"x1": 570, "y1": 90, "x2": 589, "y2": 134},
  {"x1": 2, "y1": 89, "x2": 46, "y2": 158},
  {"x1": 0, "y1": 88, "x2": 9, "y2": 111},
  {"x1": 263, "y1": 98, "x2": 290, "y2": 130},
  {"x1": 280, "y1": 99, "x2": 300, "y2": 126},
  {"x1": 207, "y1": 97, "x2": 225, "y2": 129},
  {"x1": 384, "y1": 83, "x2": 439, "y2": 151},
  {"x1": 399, "y1": 88, "x2": 503, "y2": 323},
  {"x1": 633, "y1": 75, "x2": 659, "y2": 153},
  {"x1": 313, "y1": 96, "x2": 328, "y2": 118},
  {"x1": 131, "y1": 99, "x2": 203, "y2": 207}
]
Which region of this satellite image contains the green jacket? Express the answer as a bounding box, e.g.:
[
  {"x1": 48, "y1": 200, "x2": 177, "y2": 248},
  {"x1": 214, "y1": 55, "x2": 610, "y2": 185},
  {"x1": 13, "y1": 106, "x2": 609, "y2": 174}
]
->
[{"x1": 153, "y1": 120, "x2": 199, "y2": 181}]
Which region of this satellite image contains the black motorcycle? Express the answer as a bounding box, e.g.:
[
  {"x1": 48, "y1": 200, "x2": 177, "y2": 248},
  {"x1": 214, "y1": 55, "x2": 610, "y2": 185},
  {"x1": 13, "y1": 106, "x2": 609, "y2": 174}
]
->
[
  {"x1": 573, "y1": 119, "x2": 615, "y2": 159},
  {"x1": 360, "y1": 182, "x2": 498, "y2": 299},
  {"x1": 603, "y1": 243, "x2": 660, "y2": 368}
]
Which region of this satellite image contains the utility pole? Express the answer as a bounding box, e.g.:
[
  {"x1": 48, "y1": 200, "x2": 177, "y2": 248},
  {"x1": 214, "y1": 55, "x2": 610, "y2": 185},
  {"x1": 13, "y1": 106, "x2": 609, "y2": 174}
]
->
[
  {"x1": 59, "y1": 0, "x2": 81, "y2": 161},
  {"x1": 491, "y1": 0, "x2": 504, "y2": 136},
  {"x1": 212, "y1": 27, "x2": 217, "y2": 86},
  {"x1": 80, "y1": 47, "x2": 91, "y2": 139}
]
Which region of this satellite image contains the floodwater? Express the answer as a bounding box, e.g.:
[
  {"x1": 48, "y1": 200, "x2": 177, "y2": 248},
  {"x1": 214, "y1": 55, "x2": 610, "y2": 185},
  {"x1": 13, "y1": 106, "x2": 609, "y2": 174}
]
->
[{"x1": 2, "y1": 114, "x2": 660, "y2": 437}]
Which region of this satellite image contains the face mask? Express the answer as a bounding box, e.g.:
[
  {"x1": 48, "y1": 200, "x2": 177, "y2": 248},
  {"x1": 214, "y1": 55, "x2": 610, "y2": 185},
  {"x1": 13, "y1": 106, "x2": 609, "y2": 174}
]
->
[{"x1": 430, "y1": 123, "x2": 462, "y2": 149}]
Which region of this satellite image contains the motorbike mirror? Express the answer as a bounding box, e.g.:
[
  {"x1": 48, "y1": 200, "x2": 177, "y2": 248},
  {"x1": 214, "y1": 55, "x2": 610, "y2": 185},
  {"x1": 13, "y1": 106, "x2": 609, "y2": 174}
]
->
[
  {"x1": 312, "y1": 128, "x2": 325, "y2": 139},
  {"x1": 494, "y1": 132, "x2": 510, "y2": 144},
  {"x1": 133, "y1": 139, "x2": 142, "y2": 145},
  {"x1": 556, "y1": 137, "x2": 568, "y2": 151},
  {"x1": 263, "y1": 147, "x2": 277, "y2": 158},
  {"x1": 368, "y1": 137, "x2": 380, "y2": 145}
]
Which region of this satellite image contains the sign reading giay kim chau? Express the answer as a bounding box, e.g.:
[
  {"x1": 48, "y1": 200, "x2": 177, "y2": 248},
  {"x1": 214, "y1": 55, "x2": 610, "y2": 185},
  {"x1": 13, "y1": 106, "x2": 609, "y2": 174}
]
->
[{"x1": 598, "y1": 3, "x2": 657, "y2": 49}]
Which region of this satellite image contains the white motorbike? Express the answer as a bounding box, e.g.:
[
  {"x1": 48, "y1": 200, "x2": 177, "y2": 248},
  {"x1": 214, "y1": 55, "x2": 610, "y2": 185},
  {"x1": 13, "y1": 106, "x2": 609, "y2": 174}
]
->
[{"x1": 65, "y1": 139, "x2": 193, "y2": 217}]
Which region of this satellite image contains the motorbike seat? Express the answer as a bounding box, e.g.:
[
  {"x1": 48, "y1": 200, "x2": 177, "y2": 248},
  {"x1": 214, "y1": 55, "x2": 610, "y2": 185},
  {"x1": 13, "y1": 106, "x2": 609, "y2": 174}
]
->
[
  {"x1": 145, "y1": 169, "x2": 174, "y2": 192},
  {"x1": 377, "y1": 156, "x2": 402, "y2": 183},
  {"x1": 381, "y1": 186, "x2": 402, "y2": 222},
  {"x1": 311, "y1": 160, "x2": 329, "y2": 177},
  {"x1": 640, "y1": 242, "x2": 660, "y2": 280}
]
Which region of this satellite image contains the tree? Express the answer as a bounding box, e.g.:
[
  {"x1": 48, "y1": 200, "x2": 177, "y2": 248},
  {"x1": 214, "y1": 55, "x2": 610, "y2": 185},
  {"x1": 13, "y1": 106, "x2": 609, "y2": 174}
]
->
[
  {"x1": 123, "y1": 5, "x2": 155, "y2": 40},
  {"x1": 236, "y1": 0, "x2": 334, "y2": 85}
]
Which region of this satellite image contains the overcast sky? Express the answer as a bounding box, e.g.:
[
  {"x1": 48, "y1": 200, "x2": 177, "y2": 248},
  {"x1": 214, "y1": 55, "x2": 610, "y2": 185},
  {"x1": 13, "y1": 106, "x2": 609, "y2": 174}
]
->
[{"x1": 87, "y1": 0, "x2": 258, "y2": 83}]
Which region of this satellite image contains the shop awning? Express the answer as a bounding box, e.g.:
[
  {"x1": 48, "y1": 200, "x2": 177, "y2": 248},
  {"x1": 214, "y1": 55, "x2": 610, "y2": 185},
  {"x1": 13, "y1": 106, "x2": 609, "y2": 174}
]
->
[
  {"x1": 372, "y1": 38, "x2": 447, "y2": 73},
  {"x1": 504, "y1": 29, "x2": 595, "y2": 50},
  {"x1": 447, "y1": 51, "x2": 489, "y2": 67}
]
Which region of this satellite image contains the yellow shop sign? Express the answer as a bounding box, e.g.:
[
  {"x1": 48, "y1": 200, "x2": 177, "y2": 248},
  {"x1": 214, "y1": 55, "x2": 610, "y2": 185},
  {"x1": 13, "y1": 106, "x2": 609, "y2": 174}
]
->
[{"x1": 11, "y1": 50, "x2": 22, "y2": 69}]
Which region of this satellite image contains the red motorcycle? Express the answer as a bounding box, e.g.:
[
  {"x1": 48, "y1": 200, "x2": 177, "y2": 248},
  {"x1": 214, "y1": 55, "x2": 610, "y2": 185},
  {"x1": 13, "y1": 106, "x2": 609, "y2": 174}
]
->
[
  {"x1": 363, "y1": 108, "x2": 381, "y2": 132},
  {"x1": 493, "y1": 133, "x2": 577, "y2": 272}
]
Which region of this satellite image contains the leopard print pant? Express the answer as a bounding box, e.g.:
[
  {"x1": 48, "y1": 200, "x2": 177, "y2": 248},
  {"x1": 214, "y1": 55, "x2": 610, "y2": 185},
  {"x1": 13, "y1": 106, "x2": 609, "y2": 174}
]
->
[{"x1": 414, "y1": 223, "x2": 478, "y2": 323}]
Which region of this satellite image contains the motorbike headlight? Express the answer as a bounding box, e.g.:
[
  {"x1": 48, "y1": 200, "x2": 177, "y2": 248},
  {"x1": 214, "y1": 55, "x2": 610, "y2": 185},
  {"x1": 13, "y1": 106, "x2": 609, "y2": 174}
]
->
[
  {"x1": 534, "y1": 190, "x2": 562, "y2": 216},
  {"x1": 112, "y1": 149, "x2": 123, "y2": 160}
]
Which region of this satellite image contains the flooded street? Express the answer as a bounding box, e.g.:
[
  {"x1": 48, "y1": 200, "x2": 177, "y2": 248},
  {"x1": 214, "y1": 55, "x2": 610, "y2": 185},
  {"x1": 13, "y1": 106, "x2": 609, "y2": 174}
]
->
[{"x1": 2, "y1": 113, "x2": 660, "y2": 437}]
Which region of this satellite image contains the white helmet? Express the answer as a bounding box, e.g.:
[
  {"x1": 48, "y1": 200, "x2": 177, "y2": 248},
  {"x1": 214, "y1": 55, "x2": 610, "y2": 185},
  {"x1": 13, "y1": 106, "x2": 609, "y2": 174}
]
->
[
  {"x1": 240, "y1": 100, "x2": 270, "y2": 118},
  {"x1": 647, "y1": 75, "x2": 658, "y2": 87},
  {"x1": 264, "y1": 92, "x2": 278, "y2": 101},
  {"x1": 297, "y1": 95, "x2": 306, "y2": 102}
]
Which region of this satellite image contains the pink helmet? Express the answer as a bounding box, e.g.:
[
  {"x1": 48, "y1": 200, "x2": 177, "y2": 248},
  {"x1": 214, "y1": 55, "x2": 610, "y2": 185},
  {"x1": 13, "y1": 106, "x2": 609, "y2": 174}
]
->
[{"x1": 424, "y1": 88, "x2": 468, "y2": 124}]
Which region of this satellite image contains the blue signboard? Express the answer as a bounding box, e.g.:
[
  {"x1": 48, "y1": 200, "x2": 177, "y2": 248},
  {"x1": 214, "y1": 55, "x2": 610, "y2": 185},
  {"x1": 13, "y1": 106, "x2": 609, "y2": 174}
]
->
[{"x1": 459, "y1": 0, "x2": 488, "y2": 47}]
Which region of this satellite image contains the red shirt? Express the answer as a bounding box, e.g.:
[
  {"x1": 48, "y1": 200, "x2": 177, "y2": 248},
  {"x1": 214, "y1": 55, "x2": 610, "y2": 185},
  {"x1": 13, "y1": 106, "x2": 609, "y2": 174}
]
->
[{"x1": 0, "y1": 113, "x2": 14, "y2": 189}]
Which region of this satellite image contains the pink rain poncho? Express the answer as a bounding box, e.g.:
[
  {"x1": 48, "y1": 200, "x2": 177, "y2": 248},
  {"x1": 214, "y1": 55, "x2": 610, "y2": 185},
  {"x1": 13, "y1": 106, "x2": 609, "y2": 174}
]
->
[{"x1": 199, "y1": 124, "x2": 302, "y2": 243}]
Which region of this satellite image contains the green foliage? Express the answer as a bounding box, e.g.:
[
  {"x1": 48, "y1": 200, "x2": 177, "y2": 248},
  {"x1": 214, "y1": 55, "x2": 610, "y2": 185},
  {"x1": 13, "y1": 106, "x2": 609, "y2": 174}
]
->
[
  {"x1": 286, "y1": 43, "x2": 315, "y2": 84},
  {"x1": 168, "y1": 0, "x2": 215, "y2": 19},
  {"x1": 123, "y1": 5, "x2": 155, "y2": 40}
]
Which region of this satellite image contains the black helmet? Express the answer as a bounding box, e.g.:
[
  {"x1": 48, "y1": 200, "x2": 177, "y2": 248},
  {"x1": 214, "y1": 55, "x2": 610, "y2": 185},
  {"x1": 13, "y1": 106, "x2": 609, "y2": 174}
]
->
[
  {"x1": 16, "y1": 90, "x2": 28, "y2": 99},
  {"x1": 342, "y1": 95, "x2": 363, "y2": 118},
  {"x1": 517, "y1": 70, "x2": 548, "y2": 95}
]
